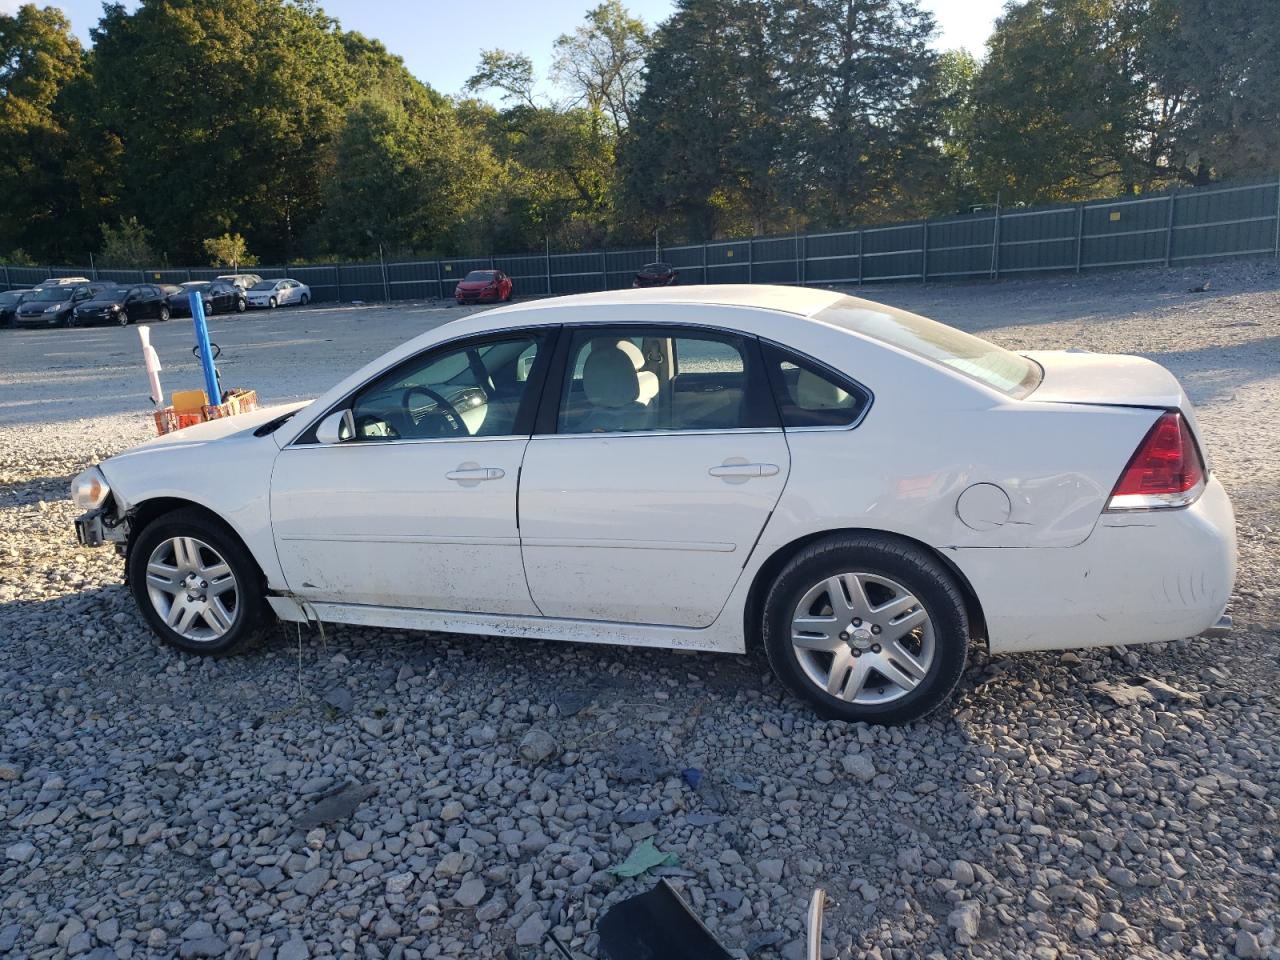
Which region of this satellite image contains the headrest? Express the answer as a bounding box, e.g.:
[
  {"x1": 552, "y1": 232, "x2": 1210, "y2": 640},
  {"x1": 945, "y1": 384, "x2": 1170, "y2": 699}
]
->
[
  {"x1": 795, "y1": 368, "x2": 849, "y2": 410},
  {"x1": 583, "y1": 341, "x2": 643, "y2": 408}
]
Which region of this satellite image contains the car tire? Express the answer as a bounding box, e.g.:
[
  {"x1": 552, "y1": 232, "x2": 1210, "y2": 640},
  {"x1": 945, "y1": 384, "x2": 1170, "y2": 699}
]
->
[
  {"x1": 158, "y1": 305, "x2": 170, "y2": 322},
  {"x1": 268, "y1": 297, "x2": 277, "y2": 309},
  {"x1": 761, "y1": 534, "x2": 969, "y2": 725},
  {"x1": 300, "y1": 294, "x2": 309, "y2": 306},
  {"x1": 236, "y1": 298, "x2": 246, "y2": 313},
  {"x1": 127, "y1": 508, "x2": 269, "y2": 656},
  {"x1": 67, "y1": 314, "x2": 79, "y2": 328}
]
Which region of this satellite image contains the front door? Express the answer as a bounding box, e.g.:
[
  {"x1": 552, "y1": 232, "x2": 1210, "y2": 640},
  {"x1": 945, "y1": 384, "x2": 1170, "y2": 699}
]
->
[
  {"x1": 518, "y1": 326, "x2": 790, "y2": 628},
  {"x1": 270, "y1": 330, "x2": 550, "y2": 613}
]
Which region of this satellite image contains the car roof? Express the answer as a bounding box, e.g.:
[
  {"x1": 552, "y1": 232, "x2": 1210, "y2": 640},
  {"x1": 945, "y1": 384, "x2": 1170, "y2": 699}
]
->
[{"x1": 496, "y1": 284, "x2": 844, "y2": 318}]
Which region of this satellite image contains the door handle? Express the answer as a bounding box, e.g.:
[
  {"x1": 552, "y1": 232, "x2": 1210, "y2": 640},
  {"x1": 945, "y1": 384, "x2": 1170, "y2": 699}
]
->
[
  {"x1": 445, "y1": 464, "x2": 505, "y2": 486},
  {"x1": 708, "y1": 461, "x2": 780, "y2": 482}
]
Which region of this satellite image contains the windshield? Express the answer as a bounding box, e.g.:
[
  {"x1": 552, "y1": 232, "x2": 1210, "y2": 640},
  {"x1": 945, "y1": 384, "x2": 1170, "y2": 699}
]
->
[
  {"x1": 815, "y1": 296, "x2": 1042, "y2": 398},
  {"x1": 32, "y1": 287, "x2": 73, "y2": 302},
  {"x1": 250, "y1": 280, "x2": 277, "y2": 291},
  {"x1": 641, "y1": 263, "x2": 671, "y2": 273},
  {"x1": 92, "y1": 287, "x2": 128, "y2": 300},
  {"x1": 180, "y1": 281, "x2": 210, "y2": 290},
  {"x1": 0, "y1": 291, "x2": 23, "y2": 305},
  {"x1": 463, "y1": 271, "x2": 496, "y2": 282}
]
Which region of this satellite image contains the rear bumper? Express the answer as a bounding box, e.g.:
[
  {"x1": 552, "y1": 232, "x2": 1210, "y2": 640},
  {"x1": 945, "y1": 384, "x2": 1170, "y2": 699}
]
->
[{"x1": 950, "y1": 475, "x2": 1236, "y2": 654}]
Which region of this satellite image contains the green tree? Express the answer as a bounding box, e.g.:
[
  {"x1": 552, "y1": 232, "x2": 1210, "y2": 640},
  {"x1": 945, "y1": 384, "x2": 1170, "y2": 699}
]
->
[
  {"x1": 466, "y1": 50, "x2": 539, "y2": 108},
  {"x1": 1157, "y1": 0, "x2": 1280, "y2": 180},
  {"x1": 84, "y1": 0, "x2": 430, "y2": 262},
  {"x1": 621, "y1": 0, "x2": 786, "y2": 241},
  {"x1": 319, "y1": 93, "x2": 500, "y2": 257},
  {"x1": 0, "y1": 4, "x2": 89, "y2": 261},
  {"x1": 99, "y1": 216, "x2": 157, "y2": 267},
  {"x1": 969, "y1": 0, "x2": 1198, "y2": 202},
  {"x1": 932, "y1": 48, "x2": 983, "y2": 211},
  {"x1": 552, "y1": 1, "x2": 651, "y2": 136},
  {"x1": 203, "y1": 233, "x2": 258, "y2": 268}
]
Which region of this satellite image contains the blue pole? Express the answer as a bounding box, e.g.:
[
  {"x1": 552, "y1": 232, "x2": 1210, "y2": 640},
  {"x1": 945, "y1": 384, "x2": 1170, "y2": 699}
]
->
[{"x1": 189, "y1": 292, "x2": 220, "y2": 404}]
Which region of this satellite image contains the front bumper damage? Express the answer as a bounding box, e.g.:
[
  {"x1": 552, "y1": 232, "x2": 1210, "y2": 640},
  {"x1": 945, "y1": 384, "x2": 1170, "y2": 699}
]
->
[{"x1": 75, "y1": 505, "x2": 130, "y2": 551}]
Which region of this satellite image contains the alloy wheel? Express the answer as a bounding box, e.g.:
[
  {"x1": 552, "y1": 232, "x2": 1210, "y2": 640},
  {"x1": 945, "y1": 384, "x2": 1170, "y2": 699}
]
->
[
  {"x1": 790, "y1": 572, "x2": 935, "y2": 705},
  {"x1": 144, "y1": 536, "x2": 239, "y2": 642}
]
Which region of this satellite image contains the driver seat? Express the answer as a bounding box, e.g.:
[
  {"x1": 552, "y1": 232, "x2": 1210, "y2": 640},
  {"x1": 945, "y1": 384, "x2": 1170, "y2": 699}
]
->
[{"x1": 575, "y1": 340, "x2": 659, "y2": 433}]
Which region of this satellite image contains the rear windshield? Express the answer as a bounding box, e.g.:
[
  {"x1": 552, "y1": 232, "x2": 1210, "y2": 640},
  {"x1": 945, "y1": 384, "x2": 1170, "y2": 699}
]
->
[
  {"x1": 815, "y1": 296, "x2": 1042, "y2": 398},
  {"x1": 250, "y1": 280, "x2": 277, "y2": 291}
]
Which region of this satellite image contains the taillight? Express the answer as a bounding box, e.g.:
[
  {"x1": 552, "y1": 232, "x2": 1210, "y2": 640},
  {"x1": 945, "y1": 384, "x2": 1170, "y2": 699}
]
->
[{"x1": 1106, "y1": 411, "x2": 1205, "y2": 510}]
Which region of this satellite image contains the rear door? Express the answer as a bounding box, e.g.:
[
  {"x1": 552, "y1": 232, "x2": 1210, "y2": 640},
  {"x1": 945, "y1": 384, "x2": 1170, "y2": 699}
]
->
[{"x1": 517, "y1": 325, "x2": 789, "y2": 627}]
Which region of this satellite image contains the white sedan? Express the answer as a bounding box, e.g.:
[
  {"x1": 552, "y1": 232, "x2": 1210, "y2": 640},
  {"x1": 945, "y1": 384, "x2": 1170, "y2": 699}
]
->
[
  {"x1": 246, "y1": 278, "x2": 310, "y2": 309},
  {"x1": 70, "y1": 286, "x2": 1235, "y2": 723}
]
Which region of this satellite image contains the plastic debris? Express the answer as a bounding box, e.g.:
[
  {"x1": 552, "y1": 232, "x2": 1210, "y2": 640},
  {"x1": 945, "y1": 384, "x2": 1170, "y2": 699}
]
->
[
  {"x1": 681, "y1": 767, "x2": 702, "y2": 789},
  {"x1": 607, "y1": 839, "x2": 678, "y2": 879},
  {"x1": 598, "y1": 879, "x2": 732, "y2": 960}
]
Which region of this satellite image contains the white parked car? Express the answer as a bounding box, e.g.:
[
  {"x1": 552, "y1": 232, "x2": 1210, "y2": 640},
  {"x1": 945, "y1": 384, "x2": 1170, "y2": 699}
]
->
[
  {"x1": 35, "y1": 276, "x2": 91, "y2": 288},
  {"x1": 215, "y1": 273, "x2": 263, "y2": 290},
  {"x1": 246, "y1": 278, "x2": 309, "y2": 309},
  {"x1": 71, "y1": 286, "x2": 1235, "y2": 723}
]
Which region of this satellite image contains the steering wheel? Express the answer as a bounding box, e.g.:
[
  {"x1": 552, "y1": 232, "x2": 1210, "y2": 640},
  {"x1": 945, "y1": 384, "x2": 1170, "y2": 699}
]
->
[{"x1": 401, "y1": 385, "x2": 466, "y2": 437}]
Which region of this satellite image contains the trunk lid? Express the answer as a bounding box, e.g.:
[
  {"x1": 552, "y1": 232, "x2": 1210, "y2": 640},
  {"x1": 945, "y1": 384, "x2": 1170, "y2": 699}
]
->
[{"x1": 1023, "y1": 349, "x2": 1209, "y2": 465}]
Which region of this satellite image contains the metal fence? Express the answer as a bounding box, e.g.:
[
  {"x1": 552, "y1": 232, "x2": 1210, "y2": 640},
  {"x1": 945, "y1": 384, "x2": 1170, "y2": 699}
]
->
[{"x1": 5, "y1": 175, "x2": 1279, "y2": 302}]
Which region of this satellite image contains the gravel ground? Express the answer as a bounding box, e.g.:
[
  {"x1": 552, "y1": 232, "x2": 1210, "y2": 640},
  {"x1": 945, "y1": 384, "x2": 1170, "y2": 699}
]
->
[{"x1": 1, "y1": 262, "x2": 1277, "y2": 960}]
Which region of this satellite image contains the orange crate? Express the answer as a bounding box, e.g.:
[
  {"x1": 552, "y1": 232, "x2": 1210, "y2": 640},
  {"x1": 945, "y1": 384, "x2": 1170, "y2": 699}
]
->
[{"x1": 153, "y1": 389, "x2": 258, "y2": 436}]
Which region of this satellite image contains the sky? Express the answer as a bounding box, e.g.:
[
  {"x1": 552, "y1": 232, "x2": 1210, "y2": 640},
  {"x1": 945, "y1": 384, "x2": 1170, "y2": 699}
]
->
[{"x1": 4, "y1": 0, "x2": 1006, "y2": 97}]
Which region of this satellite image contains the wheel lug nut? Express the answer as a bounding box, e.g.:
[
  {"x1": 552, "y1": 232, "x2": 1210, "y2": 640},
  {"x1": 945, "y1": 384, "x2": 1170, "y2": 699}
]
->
[
  {"x1": 852, "y1": 618, "x2": 862, "y2": 627},
  {"x1": 871, "y1": 625, "x2": 881, "y2": 635},
  {"x1": 871, "y1": 643, "x2": 881, "y2": 653},
  {"x1": 839, "y1": 632, "x2": 849, "y2": 641}
]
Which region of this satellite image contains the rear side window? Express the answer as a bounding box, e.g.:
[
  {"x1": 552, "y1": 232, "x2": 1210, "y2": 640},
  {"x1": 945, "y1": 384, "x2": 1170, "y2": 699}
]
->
[
  {"x1": 556, "y1": 327, "x2": 776, "y2": 434},
  {"x1": 762, "y1": 343, "x2": 870, "y2": 428}
]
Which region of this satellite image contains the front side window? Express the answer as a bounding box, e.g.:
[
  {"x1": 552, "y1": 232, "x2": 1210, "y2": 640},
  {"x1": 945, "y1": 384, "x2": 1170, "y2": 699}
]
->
[
  {"x1": 347, "y1": 333, "x2": 544, "y2": 441},
  {"x1": 557, "y1": 327, "x2": 774, "y2": 434}
]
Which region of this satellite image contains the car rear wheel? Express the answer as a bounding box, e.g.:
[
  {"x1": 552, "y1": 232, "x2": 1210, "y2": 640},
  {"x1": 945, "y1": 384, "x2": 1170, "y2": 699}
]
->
[
  {"x1": 236, "y1": 298, "x2": 246, "y2": 313},
  {"x1": 299, "y1": 293, "x2": 309, "y2": 306},
  {"x1": 761, "y1": 534, "x2": 969, "y2": 725},
  {"x1": 128, "y1": 508, "x2": 268, "y2": 656},
  {"x1": 158, "y1": 305, "x2": 170, "y2": 322}
]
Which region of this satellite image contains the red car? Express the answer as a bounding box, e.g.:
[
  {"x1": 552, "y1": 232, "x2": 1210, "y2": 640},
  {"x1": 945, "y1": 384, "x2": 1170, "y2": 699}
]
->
[
  {"x1": 633, "y1": 262, "x2": 679, "y2": 287},
  {"x1": 454, "y1": 269, "x2": 512, "y2": 304}
]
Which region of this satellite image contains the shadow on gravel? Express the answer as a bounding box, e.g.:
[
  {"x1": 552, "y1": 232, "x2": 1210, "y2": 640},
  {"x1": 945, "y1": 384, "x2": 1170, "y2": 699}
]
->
[{"x1": 1142, "y1": 334, "x2": 1280, "y2": 404}]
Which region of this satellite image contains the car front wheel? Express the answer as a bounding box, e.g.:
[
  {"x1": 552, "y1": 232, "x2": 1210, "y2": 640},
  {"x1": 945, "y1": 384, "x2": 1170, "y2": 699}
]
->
[
  {"x1": 761, "y1": 534, "x2": 969, "y2": 725},
  {"x1": 117, "y1": 311, "x2": 129, "y2": 326},
  {"x1": 236, "y1": 298, "x2": 246, "y2": 313},
  {"x1": 127, "y1": 508, "x2": 268, "y2": 655},
  {"x1": 268, "y1": 297, "x2": 277, "y2": 309},
  {"x1": 158, "y1": 305, "x2": 170, "y2": 322},
  {"x1": 299, "y1": 293, "x2": 309, "y2": 306}
]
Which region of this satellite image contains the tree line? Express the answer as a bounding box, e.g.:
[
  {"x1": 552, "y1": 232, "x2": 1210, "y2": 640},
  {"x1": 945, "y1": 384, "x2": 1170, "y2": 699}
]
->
[{"x1": 0, "y1": 0, "x2": 1275, "y2": 267}]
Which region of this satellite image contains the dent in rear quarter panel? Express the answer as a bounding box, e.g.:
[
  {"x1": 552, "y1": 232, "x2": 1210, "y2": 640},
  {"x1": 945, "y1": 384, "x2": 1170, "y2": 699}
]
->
[
  {"x1": 951, "y1": 476, "x2": 1236, "y2": 653},
  {"x1": 760, "y1": 399, "x2": 1162, "y2": 554}
]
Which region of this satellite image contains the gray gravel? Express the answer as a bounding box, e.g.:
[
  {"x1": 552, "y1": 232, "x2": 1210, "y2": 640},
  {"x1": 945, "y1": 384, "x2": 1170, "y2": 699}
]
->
[{"x1": 1, "y1": 263, "x2": 1278, "y2": 959}]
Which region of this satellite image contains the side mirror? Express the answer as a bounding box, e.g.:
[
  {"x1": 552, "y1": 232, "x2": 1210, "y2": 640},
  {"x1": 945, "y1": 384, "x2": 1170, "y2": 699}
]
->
[{"x1": 316, "y1": 409, "x2": 354, "y2": 444}]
